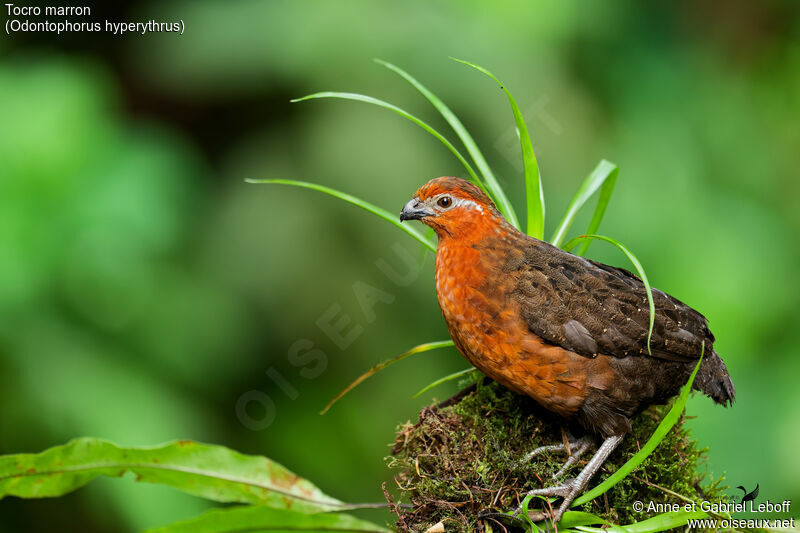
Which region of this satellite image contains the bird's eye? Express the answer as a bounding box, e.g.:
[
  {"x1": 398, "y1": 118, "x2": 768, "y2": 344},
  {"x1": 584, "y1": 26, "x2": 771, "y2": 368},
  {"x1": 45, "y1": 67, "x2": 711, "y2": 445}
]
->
[{"x1": 437, "y1": 196, "x2": 452, "y2": 208}]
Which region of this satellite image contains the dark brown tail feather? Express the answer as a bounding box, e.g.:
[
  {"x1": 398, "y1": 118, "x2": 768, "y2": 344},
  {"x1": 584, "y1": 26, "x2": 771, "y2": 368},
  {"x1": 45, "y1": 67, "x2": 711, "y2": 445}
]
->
[{"x1": 693, "y1": 351, "x2": 735, "y2": 405}]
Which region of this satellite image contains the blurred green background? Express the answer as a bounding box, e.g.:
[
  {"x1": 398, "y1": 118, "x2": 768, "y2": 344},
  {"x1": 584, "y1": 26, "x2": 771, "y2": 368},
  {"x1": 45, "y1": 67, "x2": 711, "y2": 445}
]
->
[{"x1": 1, "y1": 1, "x2": 798, "y2": 531}]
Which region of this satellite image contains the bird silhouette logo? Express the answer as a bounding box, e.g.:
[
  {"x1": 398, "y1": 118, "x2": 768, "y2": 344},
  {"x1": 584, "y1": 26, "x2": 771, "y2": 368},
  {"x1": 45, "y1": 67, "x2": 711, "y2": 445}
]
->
[{"x1": 736, "y1": 483, "x2": 759, "y2": 504}]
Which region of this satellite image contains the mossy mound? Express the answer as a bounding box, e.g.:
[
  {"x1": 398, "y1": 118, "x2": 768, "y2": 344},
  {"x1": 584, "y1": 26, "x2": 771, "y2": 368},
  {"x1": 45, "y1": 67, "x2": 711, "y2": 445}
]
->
[{"x1": 387, "y1": 377, "x2": 726, "y2": 532}]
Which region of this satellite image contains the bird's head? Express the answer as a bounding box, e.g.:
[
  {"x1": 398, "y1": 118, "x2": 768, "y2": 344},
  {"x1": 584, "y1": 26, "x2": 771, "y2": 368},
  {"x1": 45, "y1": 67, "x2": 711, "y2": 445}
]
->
[{"x1": 400, "y1": 177, "x2": 507, "y2": 240}]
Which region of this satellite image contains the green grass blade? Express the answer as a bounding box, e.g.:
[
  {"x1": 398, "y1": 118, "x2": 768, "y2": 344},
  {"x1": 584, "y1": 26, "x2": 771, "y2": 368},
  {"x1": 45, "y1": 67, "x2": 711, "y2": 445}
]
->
[
  {"x1": 562, "y1": 234, "x2": 655, "y2": 354},
  {"x1": 420, "y1": 227, "x2": 436, "y2": 259},
  {"x1": 375, "y1": 59, "x2": 521, "y2": 229},
  {"x1": 291, "y1": 92, "x2": 484, "y2": 191},
  {"x1": 511, "y1": 495, "x2": 614, "y2": 532},
  {"x1": 572, "y1": 350, "x2": 704, "y2": 507},
  {"x1": 451, "y1": 58, "x2": 544, "y2": 238},
  {"x1": 520, "y1": 494, "x2": 539, "y2": 531},
  {"x1": 321, "y1": 340, "x2": 454, "y2": 414},
  {"x1": 516, "y1": 501, "x2": 612, "y2": 531},
  {"x1": 501, "y1": 506, "x2": 612, "y2": 532},
  {"x1": 576, "y1": 161, "x2": 620, "y2": 256},
  {"x1": 0, "y1": 438, "x2": 345, "y2": 512},
  {"x1": 246, "y1": 179, "x2": 435, "y2": 252},
  {"x1": 574, "y1": 509, "x2": 708, "y2": 533},
  {"x1": 413, "y1": 367, "x2": 478, "y2": 398},
  {"x1": 551, "y1": 160, "x2": 619, "y2": 249},
  {"x1": 145, "y1": 505, "x2": 390, "y2": 533},
  {"x1": 556, "y1": 511, "x2": 611, "y2": 529}
]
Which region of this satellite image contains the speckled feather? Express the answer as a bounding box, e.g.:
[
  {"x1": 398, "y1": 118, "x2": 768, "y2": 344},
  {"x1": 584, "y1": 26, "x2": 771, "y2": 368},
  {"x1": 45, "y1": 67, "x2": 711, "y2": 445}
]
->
[{"x1": 409, "y1": 177, "x2": 735, "y2": 437}]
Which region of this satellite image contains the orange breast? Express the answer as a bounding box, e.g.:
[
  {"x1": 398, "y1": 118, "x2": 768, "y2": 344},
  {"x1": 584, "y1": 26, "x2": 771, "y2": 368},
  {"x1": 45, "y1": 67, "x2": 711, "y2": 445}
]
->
[{"x1": 435, "y1": 241, "x2": 606, "y2": 418}]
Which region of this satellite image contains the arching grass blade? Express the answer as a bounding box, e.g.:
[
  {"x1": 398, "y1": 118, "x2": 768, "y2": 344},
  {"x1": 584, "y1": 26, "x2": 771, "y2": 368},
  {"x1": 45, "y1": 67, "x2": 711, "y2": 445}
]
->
[
  {"x1": 551, "y1": 160, "x2": 619, "y2": 249},
  {"x1": 562, "y1": 234, "x2": 655, "y2": 354},
  {"x1": 413, "y1": 367, "x2": 478, "y2": 398},
  {"x1": 451, "y1": 58, "x2": 544, "y2": 239},
  {"x1": 576, "y1": 162, "x2": 619, "y2": 256},
  {"x1": 375, "y1": 59, "x2": 520, "y2": 230},
  {"x1": 321, "y1": 340, "x2": 454, "y2": 414},
  {"x1": 291, "y1": 92, "x2": 484, "y2": 191},
  {"x1": 246, "y1": 179, "x2": 435, "y2": 252}
]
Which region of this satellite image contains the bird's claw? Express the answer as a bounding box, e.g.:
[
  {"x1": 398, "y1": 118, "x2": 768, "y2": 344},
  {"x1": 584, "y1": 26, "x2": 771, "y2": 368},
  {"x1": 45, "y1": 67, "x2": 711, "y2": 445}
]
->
[
  {"x1": 514, "y1": 479, "x2": 581, "y2": 524},
  {"x1": 514, "y1": 434, "x2": 624, "y2": 526},
  {"x1": 524, "y1": 435, "x2": 595, "y2": 479},
  {"x1": 525, "y1": 481, "x2": 576, "y2": 499},
  {"x1": 512, "y1": 436, "x2": 594, "y2": 524}
]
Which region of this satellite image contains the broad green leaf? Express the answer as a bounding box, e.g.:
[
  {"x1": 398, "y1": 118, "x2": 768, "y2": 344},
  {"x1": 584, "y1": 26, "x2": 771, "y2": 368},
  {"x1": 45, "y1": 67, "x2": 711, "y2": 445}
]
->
[
  {"x1": 245, "y1": 179, "x2": 435, "y2": 252},
  {"x1": 375, "y1": 59, "x2": 520, "y2": 229},
  {"x1": 574, "y1": 510, "x2": 708, "y2": 533},
  {"x1": 413, "y1": 367, "x2": 478, "y2": 398},
  {"x1": 451, "y1": 58, "x2": 545, "y2": 239},
  {"x1": 562, "y1": 234, "x2": 655, "y2": 354},
  {"x1": 572, "y1": 352, "x2": 704, "y2": 507},
  {"x1": 321, "y1": 340, "x2": 454, "y2": 414},
  {"x1": 551, "y1": 160, "x2": 619, "y2": 249},
  {"x1": 291, "y1": 92, "x2": 484, "y2": 191},
  {"x1": 0, "y1": 438, "x2": 344, "y2": 513},
  {"x1": 146, "y1": 505, "x2": 390, "y2": 533}
]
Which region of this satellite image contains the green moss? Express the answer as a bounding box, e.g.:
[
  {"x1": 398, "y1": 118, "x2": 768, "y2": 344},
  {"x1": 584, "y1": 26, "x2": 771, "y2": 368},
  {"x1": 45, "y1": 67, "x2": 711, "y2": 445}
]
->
[{"x1": 387, "y1": 377, "x2": 727, "y2": 532}]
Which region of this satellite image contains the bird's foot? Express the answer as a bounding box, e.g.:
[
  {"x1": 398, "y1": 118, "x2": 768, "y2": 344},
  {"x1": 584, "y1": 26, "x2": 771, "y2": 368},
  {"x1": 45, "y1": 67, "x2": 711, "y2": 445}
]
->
[
  {"x1": 524, "y1": 434, "x2": 595, "y2": 479},
  {"x1": 513, "y1": 478, "x2": 583, "y2": 523},
  {"x1": 515, "y1": 434, "x2": 625, "y2": 526}
]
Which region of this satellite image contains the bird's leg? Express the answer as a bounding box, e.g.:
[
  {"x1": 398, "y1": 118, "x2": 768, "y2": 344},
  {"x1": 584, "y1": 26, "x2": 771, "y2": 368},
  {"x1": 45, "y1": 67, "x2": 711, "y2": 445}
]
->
[
  {"x1": 517, "y1": 434, "x2": 624, "y2": 524},
  {"x1": 554, "y1": 437, "x2": 594, "y2": 479},
  {"x1": 525, "y1": 434, "x2": 595, "y2": 478}
]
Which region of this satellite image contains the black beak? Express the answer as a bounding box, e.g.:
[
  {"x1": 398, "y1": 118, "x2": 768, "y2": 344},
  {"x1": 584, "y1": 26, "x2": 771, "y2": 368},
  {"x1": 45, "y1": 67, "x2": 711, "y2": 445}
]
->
[{"x1": 400, "y1": 198, "x2": 434, "y2": 222}]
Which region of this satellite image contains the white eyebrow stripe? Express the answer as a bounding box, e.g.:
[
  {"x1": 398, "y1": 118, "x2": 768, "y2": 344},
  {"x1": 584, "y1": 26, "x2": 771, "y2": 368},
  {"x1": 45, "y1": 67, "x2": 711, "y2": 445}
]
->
[{"x1": 453, "y1": 197, "x2": 484, "y2": 213}]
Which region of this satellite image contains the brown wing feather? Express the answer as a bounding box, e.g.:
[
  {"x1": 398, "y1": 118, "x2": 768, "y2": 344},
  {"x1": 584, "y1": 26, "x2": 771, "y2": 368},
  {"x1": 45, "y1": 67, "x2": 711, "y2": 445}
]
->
[{"x1": 503, "y1": 237, "x2": 714, "y2": 362}]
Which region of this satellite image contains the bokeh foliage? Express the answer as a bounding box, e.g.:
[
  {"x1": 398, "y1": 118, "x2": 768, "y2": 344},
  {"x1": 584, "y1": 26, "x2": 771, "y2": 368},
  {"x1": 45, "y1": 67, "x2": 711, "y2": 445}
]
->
[{"x1": 1, "y1": 1, "x2": 799, "y2": 531}]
